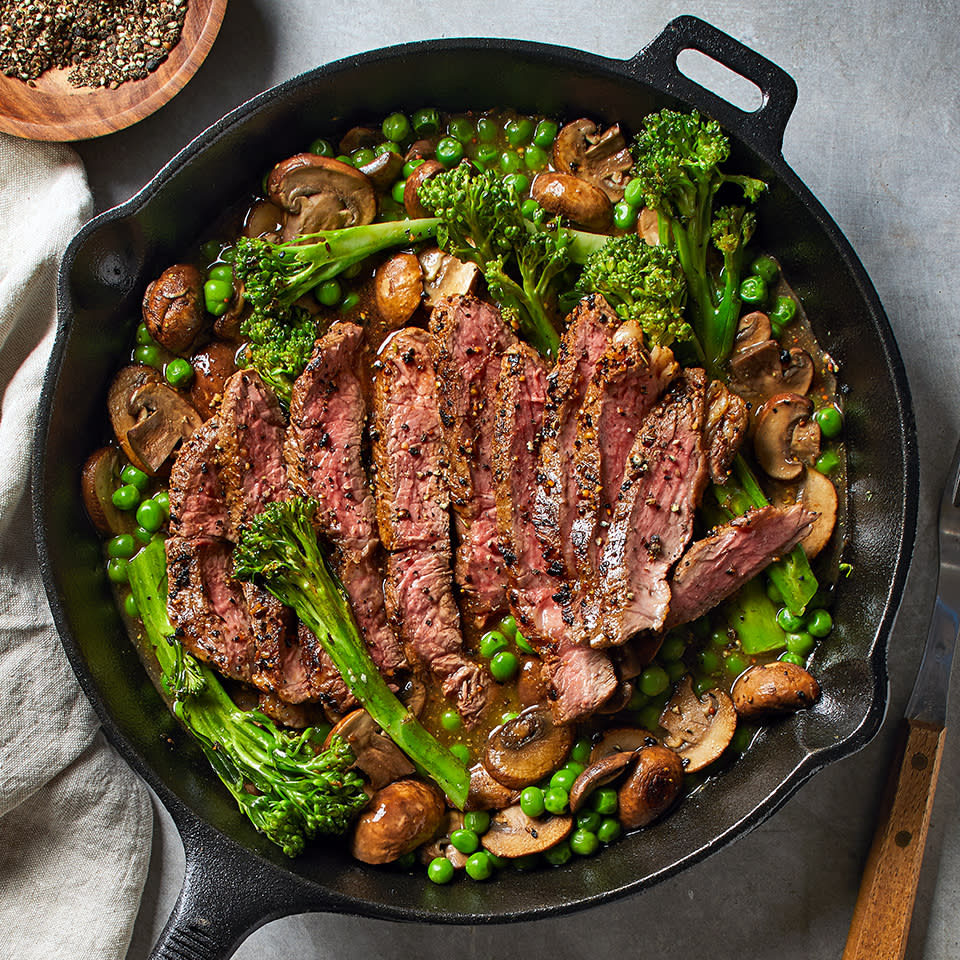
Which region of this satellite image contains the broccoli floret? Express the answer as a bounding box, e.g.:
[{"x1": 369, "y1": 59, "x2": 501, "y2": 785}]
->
[
  {"x1": 575, "y1": 235, "x2": 692, "y2": 348},
  {"x1": 127, "y1": 540, "x2": 369, "y2": 857},
  {"x1": 417, "y1": 162, "x2": 569, "y2": 357},
  {"x1": 629, "y1": 109, "x2": 767, "y2": 373},
  {"x1": 236, "y1": 304, "x2": 318, "y2": 407},
  {"x1": 231, "y1": 497, "x2": 470, "y2": 808}
]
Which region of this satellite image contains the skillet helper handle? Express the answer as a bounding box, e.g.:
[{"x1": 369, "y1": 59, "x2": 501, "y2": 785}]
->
[
  {"x1": 627, "y1": 15, "x2": 798, "y2": 157},
  {"x1": 842, "y1": 718, "x2": 946, "y2": 960}
]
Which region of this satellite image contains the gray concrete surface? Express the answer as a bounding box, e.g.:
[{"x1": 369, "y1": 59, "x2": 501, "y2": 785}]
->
[{"x1": 72, "y1": 0, "x2": 960, "y2": 956}]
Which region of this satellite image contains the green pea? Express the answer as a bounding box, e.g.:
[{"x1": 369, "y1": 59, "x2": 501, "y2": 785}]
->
[
  {"x1": 401, "y1": 159, "x2": 424, "y2": 179},
  {"x1": 107, "y1": 534, "x2": 136, "y2": 559},
  {"x1": 441, "y1": 710, "x2": 462, "y2": 732},
  {"x1": 479, "y1": 630, "x2": 509, "y2": 659},
  {"x1": 106, "y1": 557, "x2": 128, "y2": 584},
  {"x1": 395, "y1": 852, "x2": 416, "y2": 870},
  {"x1": 570, "y1": 828, "x2": 600, "y2": 856},
  {"x1": 311, "y1": 280, "x2": 340, "y2": 307},
  {"x1": 590, "y1": 787, "x2": 618, "y2": 816},
  {"x1": 533, "y1": 119, "x2": 558, "y2": 148},
  {"x1": 570, "y1": 737, "x2": 592, "y2": 764},
  {"x1": 448, "y1": 116, "x2": 475, "y2": 143},
  {"x1": 135, "y1": 323, "x2": 156, "y2": 346},
  {"x1": 464, "y1": 811, "x2": 490, "y2": 835},
  {"x1": 136, "y1": 499, "x2": 165, "y2": 533},
  {"x1": 390, "y1": 179, "x2": 407, "y2": 205},
  {"x1": 693, "y1": 675, "x2": 714, "y2": 697},
  {"x1": 523, "y1": 144, "x2": 548, "y2": 170},
  {"x1": 133, "y1": 525, "x2": 154, "y2": 545},
  {"x1": 564, "y1": 761, "x2": 585, "y2": 780},
  {"x1": 777, "y1": 607, "x2": 805, "y2": 632},
  {"x1": 520, "y1": 786, "x2": 546, "y2": 818},
  {"x1": 208, "y1": 263, "x2": 233, "y2": 282},
  {"x1": 465, "y1": 850, "x2": 493, "y2": 881},
  {"x1": 496, "y1": 615, "x2": 517, "y2": 639},
  {"x1": 751, "y1": 255, "x2": 779, "y2": 283},
  {"x1": 666, "y1": 660, "x2": 687, "y2": 683},
  {"x1": 412, "y1": 108, "x2": 440, "y2": 136},
  {"x1": 623, "y1": 178, "x2": 647, "y2": 207},
  {"x1": 597, "y1": 817, "x2": 622, "y2": 844},
  {"x1": 770, "y1": 295, "x2": 797, "y2": 326},
  {"x1": 499, "y1": 151, "x2": 521, "y2": 174},
  {"x1": 740, "y1": 275, "x2": 768, "y2": 304},
  {"x1": 505, "y1": 117, "x2": 534, "y2": 146},
  {"x1": 335, "y1": 154, "x2": 353, "y2": 166},
  {"x1": 503, "y1": 172, "x2": 530, "y2": 195},
  {"x1": 725, "y1": 652, "x2": 749, "y2": 676},
  {"x1": 815, "y1": 450, "x2": 841, "y2": 475},
  {"x1": 697, "y1": 649, "x2": 720, "y2": 674},
  {"x1": 204, "y1": 278, "x2": 232, "y2": 316},
  {"x1": 427, "y1": 857, "x2": 454, "y2": 884},
  {"x1": 814, "y1": 405, "x2": 844, "y2": 439},
  {"x1": 730, "y1": 724, "x2": 755, "y2": 754},
  {"x1": 543, "y1": 787, "x2": 569, "y2": 815},
  {"x1": 518, "y1": 198, "x2": 538, "y2": 220},
  {"x1": 549, "y1": 768, "x2": 576, "y2": 792},
  {"x1": 656, "y1": 635, "x2": 684, "y2": 662},
  {"x1": 200, "y1": 240, "x2": 221, "y2": 263},
  {"x1": 449, "y1": 828, "x2": 479, "y2": 855},
  {"x1": 436, "y1": 137, "x2": 465, "y2": 167},
  {"x1": 613, "y1": 201, "x2": 638, "y2": 230},
  {"x1": 639, "y1": 664, "x2": 669, "y2": 697},
  {"x1": 119, "y1": 464, "x2": 148, "y2": 491},
  {"x1": 376, "y1": 141, "x2": 401, "y2": 156},
  {"x1": 134, "y1": 344, "x2": 162, "y2": 367},
  {"x1": 123, "y1": 591, "x2": 139, "y2": 619},
  {"x1": 351, "y1": 148, "x2": 375, "y2": 168},
  {"x1": 576, "y1": 810, "x2": 602, "y2": 833},
  {"x1": 779, "y1": 651, "x2": 806, "y2": 666},
  {"x1": 711, "y1": 628, "x2": 730, "y2": 649},
  {"x1": 785, "y1": 631, "x2": 815, "y2": 657},
  {"x1": 807, "y1": 609, "x2": 833, "y2": 638},
  {"x1": 340, "y1": 291, "x2": 360, "y2": 313},
  {"x1": 471, "y1": 143, "x2": 498, "y2": 168},
  {"x1": 381, "y1": 113, "x2": 411, "y2": 143},
  {"x1": 112, "y1": 484, "x2": 141, "y2": 511},
  {"x1": 627, "y1": 687, "x2": 649, "y2": 711},
  {"x1": 514, "y1": 631, "x2": 536, "y2": 655},
  {"x1": 309, "y1": 137, "x2": 334, "y2": 157},
  {"x1": 165, "y1": 358, "x2": 194, "y2": 388},
  {"x1": 490, "y1": 650, "x2": 519, "y2": 682},
  {"x1": 449, "y1": 743, "x2": 471, "y2": 764},
  {"x1": 500, "y1": 711, "x2": 519, "y2": 724},
  {"x1": 636, "y1": 704, "x2": 663, "y2": 732},
  {"x1": 543, "y1": 841, "x2": 572, "y2": 866},
  {"x1": 511, "y1": 853, "x2": 540, "y2": 871}
]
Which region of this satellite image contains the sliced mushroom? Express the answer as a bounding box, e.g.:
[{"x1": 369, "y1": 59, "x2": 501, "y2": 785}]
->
[
  {"x1": 531, "y1": 172, "x2": 612, "y2": 231},
  {"x1": 188, "y1": 340, "x2": 239, "y2": 419},
  {"x1": 339, "y1": 126, "x2": 380, "y2": 154},
  {"x1": 481, "y1": 803, "x2": 572, "y2": 859},
  {"x1": 80, "y1": 446, "x2": 136, "y2": 536},
  {"x1": 326, "y1": 709, "x2": 415, "y2": 789},
  {"x1": 568, "y1": 751, "x2": 636, "y2": 812},
  {"x1": 350, "y1": 779, "x2": 446, "y2": 865},
  {"x1": 242, "y1": 199, "x2": 284, "y2": 241},
  {"x1": 403, "y1": 159, "x2": 444, "y2": 219},
  {"x1": 731, "y1": 662, "x2": 821, "y2": 719},
  {"x1": 781, "y1": 347, "x2": 815, "y2": 395},
  {"x1": 753, "y1": 393, "x2": 820, "y2": 480},
  {"x1": 516, "y1": 656, "x2": 548, "y2": 708},
  {"x1": 404, "y1": 138, "x2": 439, "y2": 164},
  {"x1": 659, "y1": 676, "x2": 737, "y2": 772},
  {"x1": 553, "y1": 119, "x2": 633, "y2": 201},
  {"x1": 107, "y1": 365, "x2": 163, "y2": 472},
  {"x1": 618, "y1": 745, "x2": 685, "y2": 828},
  {"x1": 397, "y1": 675, "x2": 428, "y2": 718},
  {"x1": 359, "y1": 150, "x2": 404, "y2": 191},
  {"x1": 464, "y1": 762, "x2": 519, "y2": 812},
  {"x1": 483, "y1": 705, "x2": 574, "y2": 789},
  {"x1": 418, "y1": 247, "x2": 480, "y2": 306},
  {"x1": 418, "y1": 812, "x2": 469, "y2": 868},
  {"x1": 637, "y1": 206, "x2": 660, "y2": 245},
  {"x1": 125, "y1": 382, "x2": 203, "y2": 474},
  {"x1": 589, "y1": 727, "x2": 658, "y2": 763},
  {"x1": 267, "y1": 154, "x2": 376, "y2": 239},
  {"x1": 374, "y1": 253, "x2": 423, "y2": 329},
  {"x1": 797, "y1": 467, "x2": 838, "y2": 558},
  {"x1": 734, "y1": 311, "x2": 773, "y2": 351},
  {"x1": 729, "y1": 337, "x2": 814, "y2": 403},
  {"x1": 142, "y1": 264, "x2": 206, "y2": 355}
]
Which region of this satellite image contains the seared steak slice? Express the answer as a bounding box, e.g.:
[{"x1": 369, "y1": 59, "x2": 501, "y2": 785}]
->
[
  {"x1": 286, "y1": 322, "x2": 406, "y2": 676},
  {"x1": 430, "y1": 295, "x2": 518, "y2": 623},
  {"x1": 373, "y1": 327, "x2": 487, "y2": 723},
  {"x1": 533, "y1": 294, "x2": 618, "y2": 574},
  {"x1": 296, "y1": 621, "x2": 357, "y2": 712},
  {"x1": 571, "y1": 335, "x2": 678, "y2": 574},
  {"x1": 704, "y1": 380, "x2": 749, "y2": 483},
  {"x1": 665, "y1": 504, "x2": 817, "y2": 627},
  {"x1": 216, "y1": 368, "x2": 289, "y2": 540},
  {"x1": 168, "y1": 417, "x2": 229, "y2": 541},
  {"x1": 594, "y1": 368, "x2": 709, "y2": 644},
  {"x1": 244, "y1": 581, "x2": 298, "y2": 698},
  {"x1": 492, "y1": 343, "x2": 618, "y2": 722}
]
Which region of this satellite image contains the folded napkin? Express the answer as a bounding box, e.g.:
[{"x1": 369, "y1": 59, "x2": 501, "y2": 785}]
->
[{"x1": 0, "y1": 134, "x2": 152, "y2": 960}]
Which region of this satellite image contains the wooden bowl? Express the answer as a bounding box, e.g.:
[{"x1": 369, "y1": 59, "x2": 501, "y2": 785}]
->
[{"x1": 0, "y1": 0, "x2": 227, "y2": 141}]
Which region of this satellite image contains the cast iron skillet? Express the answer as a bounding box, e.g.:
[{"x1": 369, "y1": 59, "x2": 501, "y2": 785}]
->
[{"x1": 34, "y1": 16, "x2": 918, "y2": 960}]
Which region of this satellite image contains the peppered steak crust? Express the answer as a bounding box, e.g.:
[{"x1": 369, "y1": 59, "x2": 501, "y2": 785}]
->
[{"x1": 168, "y1": 417, "x2": 229, "y2": 541}]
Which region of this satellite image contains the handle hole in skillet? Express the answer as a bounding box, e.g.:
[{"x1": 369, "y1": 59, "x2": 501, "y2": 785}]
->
[{"x1": 676, "y1": 49, "x2": 764, "y2": 112}]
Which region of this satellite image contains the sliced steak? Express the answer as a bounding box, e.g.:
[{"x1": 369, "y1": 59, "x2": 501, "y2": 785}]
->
[
  {"x1": 216, "y1": 368, "x2": 289, "y2": 540},
  {"x1": 296, "y1": 621, "x2": 358, "y2": 712},
  {"x1": 704, "y1": 379, "x2": 749, "y2": 483},
  {"x1": 168, "y1": 417, "x2": 229, "y2": 541},
  {"x1": 244, "y1": 581, "x2": 298, "y2": 698},
  {"x1": 373, "y1": 327, "x2": 487, "y2": 723},
  {"x1": 492, "y1": 343, "x2": 618, "y2": 722},
  {"x1": 594, "y1": 368, "x2": 710, "y2": 645},
  {"x1": 571, "y1": 335, "x2": 678, "y2": 575},
  {"x1": 665, "y1": 504, "x2": 817, "y2": 627},
  {"x1": 533, "y1": 294, "x2": 618, "y2": 574},
  {"x1": 430, "y1": 295, "x2": 518, "y2": 623},
  {"x1": 286, "y1": 322, "x2": 406, "y2": 676}
]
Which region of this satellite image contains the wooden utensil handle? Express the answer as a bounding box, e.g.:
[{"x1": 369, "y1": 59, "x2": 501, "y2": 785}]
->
[{"x1": 842, "y1": 718, "x2": 946, "y2": 960}]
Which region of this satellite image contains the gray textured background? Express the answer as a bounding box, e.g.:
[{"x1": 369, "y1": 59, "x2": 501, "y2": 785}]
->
[{"x1": 72, "y1": 0, "x2": 960, "y2": 956}]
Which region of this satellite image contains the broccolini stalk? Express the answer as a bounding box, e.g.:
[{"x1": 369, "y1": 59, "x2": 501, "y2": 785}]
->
[
  {"x1": 232, "y1": 497, "x2": 470, "y2": 808},
  {"x1": 127, "y1": 540, "x2": 369, "y2": 857}
]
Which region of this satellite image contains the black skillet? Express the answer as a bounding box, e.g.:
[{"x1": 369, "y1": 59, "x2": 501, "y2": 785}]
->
[{"x1": 33, "y1": 16, "x2": 918, "y2": 960}]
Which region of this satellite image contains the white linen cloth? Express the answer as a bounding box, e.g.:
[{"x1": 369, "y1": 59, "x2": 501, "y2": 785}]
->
[{"x1": 0, "y1": 134, "x2": 153, "y2": 960}]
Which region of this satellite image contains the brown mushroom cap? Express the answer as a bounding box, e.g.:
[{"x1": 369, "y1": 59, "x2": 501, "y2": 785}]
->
[
  {"x1": 464, "y1": 762, "x2": 519, "y2": 812},
  {"x1": 781, "y1": 347, "x2": 815, "y2": 395},
  {"x1": 359, "y1": 150, "x2": 404, "y2": 191},
  {"x1": 374, "y1": 253, "x2": 423, "y2": 330},
  {"x1": 142, "y1": 264, "x2": 206, "y2": 355},
  {"x1": 188, "y1": 340, "x2": 239, "y2": 420},
  {"x1": 728, "y1": 335, "x2": 814, "y2": 403},
  {"x1": 481, "y1": 803, "x2": 572, "y2": 859},
  {"x1": 326, "y1": 709, "x2": 415, "y2": 789},
  {"x1": 350, "y1": 779, "x2": 445, "y2": 864},
  {"x1": 125, "y1": 381, "x2": 203, "y2": 474},
  {"x1": 483, "y1": 705, "x2": 574, "y2": 790},
  {"x1": 242, "y1": 199, "x2": 284, "y2": 241},
  {"x1": 637, "y1": 207, "x2": 660, "y2": 246},
  {"x1": 339, "y1": 126, "x2": 380, "y2": 154},
  {"x1": 404, "y1": 159, "x2": 444, "y2": 219},
  {"x1": 734, "y1": 311, "x2": 773, "y2": 351},
  {"x1": 531, "y1": 171, "x2": 613, "y2": 231},
  {"x1": 589, "y1": 727, "x2": 659, "y2": 763},
  {"x1": 80, "y1": 446, "x2": 136, "y2": 536},
  {"x1": 418, "y1": 247, "x2": 480, "y2": 306},
  {"x1": 267, "y1": 154, "x2": 376, "y2": 238},
  {"x1": 568, "y1": 751, "x2": 636, "y2": 812},
  {"x1": 771, "y1": 466, "x2": 838, "y2": 559},
  {"x1": 753, "y1": 393, "x2": 820, "y2": 481},
  {"x1": 553, "y1": 119, "x2": 633, "y2": 201},
  {"x1": 659, "y1": 676, "x2": 737, "y2": 772},
  {"x1": 618, "y1": 745, "x2": 685, "y2": 828},
  {"x1": 107, "y1": 365, "x2": 163, "y2": 472},
  {"x1": 731, "y1": 661, "x2": 821, "y2": 719}
]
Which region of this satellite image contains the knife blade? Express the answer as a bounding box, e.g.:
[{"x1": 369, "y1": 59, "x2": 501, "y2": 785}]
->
[{"x1": 842, "y1": 438, "x2": 960, "y2": 960}]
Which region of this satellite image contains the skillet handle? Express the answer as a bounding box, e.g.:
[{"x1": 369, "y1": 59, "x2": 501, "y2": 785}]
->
[
  {"x1": 147, "y1": 818, "x2": 314, "y2": 960},
  {"x1": 627, "y1": 15, "x2": 798, "y2": 157}
]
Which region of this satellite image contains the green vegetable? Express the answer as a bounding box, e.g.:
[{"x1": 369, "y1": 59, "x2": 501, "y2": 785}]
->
[
  {"x1": 612, "y1": 200, "x2": 638, "y2": 230},
  {"x1": 520, "y1": 786, "x2": 546, "y2": 818},
  {"x1": 779, "y1": 651, "x2": 805, "y2": 667},
  {"x1": 427, "y1": 856, "x2": 455, "y2": 884},
  {"x1": 127, "y1": 540, "x2": 369, "y2": 856},
  {"x1": 123, "y1": 591, "x2": 138, "y2": 618},
  {"x1": 814, "y1": 405, "x2": 844, "y2": 438},
  {"x1": 309, "y1": 138, "x2": 334, "y2": 157},
  {"x1": 570, "y1": 828, "x2": 599, "y2": 856},
  {"x1": 590, "y1": 787, "x2": 618, "y2": 816},
  {"x1": 351, "y1": 148, "x2": 375, "y2": 168},
  {"x1": 739, "y1": 274, "x2": 767, "y2": 304},
  {"x1": 465, "y1": 850, "x2": 493, "y2": 880},
  {"x1": 499, "y1": 150, "x2": 522, "y2": 174},
  {"x1": 135, "y1": 323, "x2": 156, "y2": 347},
  {"x1": 807, "y1": 609, "x2": 833, "y2": 638},
  {"x1": 505, "y1": 117, "x2": 533, "y2": 146},
  {"x1": 503, "y1": 172, "x2": 529, "y2": 195},
  {"x1": 464, "y1": 811, "x2": 491, "y2": 834},
  {"x1": 533, "y1": 119, "x2": 558, "y2": 148},
  {"x1": 785, "y1": 631, "x2": 815, "y2": 657},
  {"x1": 725, "y1": 652, "x2": 749, "y2": 676},
  {"x1": 232, "y1": 497, "x2": 469, "y2": 807},
  {"x1": 165, "y1": 358, "x2": 194, "y2": 387},
  {"x1": 770, "y1": 294, "x2": 797, "y2": 328},
  {"x1": 524, "y1": 145, "x2": 548, "y2": 170},
  {"x1": 476, "y1": 116, "x2": 498, "y2": 142},
  {"x1": 382, "y1": 112, "x2": 411, "y2": 143},
  {"x1": 412, "y1": 108, "x2": 440, "y2": 136},
  {"x1": 135, "y1": 498, "x2": 165, "y2": 533},
  {"x1": 450, "y1": 828, "x2": 480, "y2": 854},
  {"x1": 723, "y1": 575, "x2": 787, "y2": 655},
  {"x1": 489, "y1": 650, "x2": 519, "y2": 682},
  {"x1": 106, "y1": 557, "x2": 128, "y2": 584},
  {"x1": 576, "y1": 810, "x2": 601, "y2": 833},
  {"x1": 112, "y1": 483, "x2": 141, "y2": 511},
  {"x1": 107, "y1": 534, "x2": 136, "y2": 559},
  {"x1": 121, "y1": 464, "x2": 148, "y2": 490},
  {"x1": 474, "y1": 143, "x2": 499, "y2": 168},
  {"x1": 549, "y1": 768, "x2": 577, "y2": 792},
  {"x1": 750, "y1": 254, "x2": 779, "y2": 283},
  {"x1": 815, "y1": 450, "x2": 841, "y2": 475},
  {"x1": 316, "y1": 279, "x2": 341, "y2": 306},
  {"x1": 204, "y1": 278, "x2": 233, "y2": 316},
  {"x1": 543, "y1": 841, "x2": 572, "y2": 866},
  {"x1": 597, "y1": 817, "x2": 622, "y2": 844},
  {"x1": 390, "y1": 180, "x2": 406, "y2": 204},
  {"x1": 776, "y1": 607, "x2": 805, "y2": 632},
  {"x1": 448, "y1": 116, "x2": 475, "y2": 143},
  {"x1": 479, "y1": 630, "x2": 508, "y2": 659},
  {"x1": 134, "y1": 344, "x2": 161, "y2": 368},
  {"x1": 570, "y1": 737, "x2": 591, "y2": 764},
  {"x1": 436, "y1": 137, "x2": 465, "y2": 167},
  {"x1": 514, "y1": 632, "x2": 535, "y2": 655},
  {"x1": 543, "y1": 786, "x2": 569, "y2": 815},
  {"x1": 639, "y1": 664, "x2": 669, "y2": 697}
]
